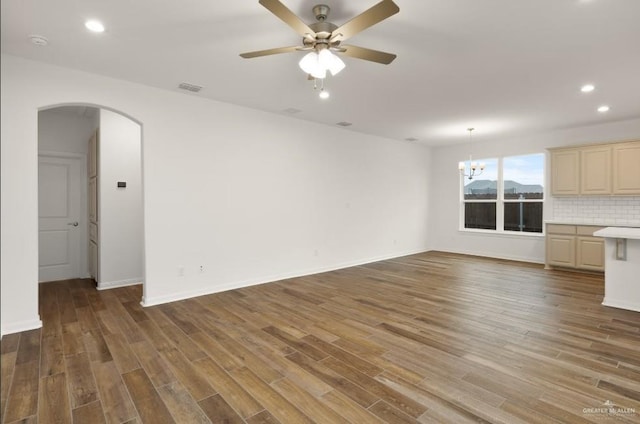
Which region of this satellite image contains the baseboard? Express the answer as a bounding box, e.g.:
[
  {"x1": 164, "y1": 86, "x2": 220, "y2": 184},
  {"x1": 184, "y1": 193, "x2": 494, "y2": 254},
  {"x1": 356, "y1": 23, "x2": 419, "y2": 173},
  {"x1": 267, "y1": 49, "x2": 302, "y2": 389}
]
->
[
  {"x1": 141, "y1": 248, "x2": 429, "y2": 307},
  {"x1": 602, "y1": 297, "x2": 640, "y2": 313},
  {"x1": 434, "y1": 248, "x2": 544, "y2": 265},
  {"x1": 97, "y1": 278, "x2": 143, "y2": 290},
  {"x1": 1, "y1": 317, "x2": 43, "y2": 338}
]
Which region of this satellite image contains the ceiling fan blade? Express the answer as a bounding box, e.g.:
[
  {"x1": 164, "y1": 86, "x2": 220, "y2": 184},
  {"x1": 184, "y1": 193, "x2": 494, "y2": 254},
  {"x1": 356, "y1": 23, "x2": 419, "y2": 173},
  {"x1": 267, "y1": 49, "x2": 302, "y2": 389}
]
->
[
  {"x1": 258, "y1": 0, "x2": 315, "y2": 37},
  {"x1": 331, "y1": 0, "x2": 399, "y2": 42},
  {"x1": 240, "y1": 46, "x2": 300, "y2": 59},
  {"x1": 340, "y1": 45, "x2": 396, "y2": 64}
]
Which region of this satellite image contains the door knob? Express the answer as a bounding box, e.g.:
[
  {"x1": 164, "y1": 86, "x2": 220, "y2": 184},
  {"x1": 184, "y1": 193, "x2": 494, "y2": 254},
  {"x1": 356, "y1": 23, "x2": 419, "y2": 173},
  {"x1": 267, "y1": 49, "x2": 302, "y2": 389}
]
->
[{"x1": 67, "y1": 222, "x2": 79, "y2": 227}]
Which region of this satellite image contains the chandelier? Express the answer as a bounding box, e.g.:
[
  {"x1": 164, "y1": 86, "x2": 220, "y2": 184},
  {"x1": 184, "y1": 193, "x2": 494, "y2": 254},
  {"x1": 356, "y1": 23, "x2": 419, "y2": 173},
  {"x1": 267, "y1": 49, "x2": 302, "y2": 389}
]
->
[{"x1": 458, "y1": 128, "x2": 485, "y2": 180}]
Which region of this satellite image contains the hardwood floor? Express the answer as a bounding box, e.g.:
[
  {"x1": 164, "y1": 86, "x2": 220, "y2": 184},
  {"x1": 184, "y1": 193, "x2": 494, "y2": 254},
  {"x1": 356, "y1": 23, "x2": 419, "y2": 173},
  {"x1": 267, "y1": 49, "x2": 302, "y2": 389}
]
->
[{"x1": 2, "y1": 251, "x2": 639, "y2": 423}]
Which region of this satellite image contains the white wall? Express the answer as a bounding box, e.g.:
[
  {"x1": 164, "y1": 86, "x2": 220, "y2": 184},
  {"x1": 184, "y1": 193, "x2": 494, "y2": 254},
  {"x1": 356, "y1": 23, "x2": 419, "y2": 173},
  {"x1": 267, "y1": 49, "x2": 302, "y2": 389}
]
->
[
  {"x1": 38, "y1": 108, "x2": 97, "y2": 154},
  {"x1": 98, "y1": 109, "x2": 144, "y2": 288},
  {"x1": 429, "y1": 119, "x2": 640, "y2": 263},
  {"x1": 0, "y1": 54, "x2": 431, "y2": 335}
]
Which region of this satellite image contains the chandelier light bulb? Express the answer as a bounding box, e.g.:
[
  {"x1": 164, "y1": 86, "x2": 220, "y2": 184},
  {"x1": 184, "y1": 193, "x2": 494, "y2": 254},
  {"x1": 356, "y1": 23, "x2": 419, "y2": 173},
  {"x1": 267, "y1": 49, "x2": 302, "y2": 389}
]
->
[
  {"x1": 318, "y1": 49, "x2": 345, "y2": 76},
  {"x1": 299, "y1": 52, "x2": 327, "y2": 79},
  {"x1": 299, "y1": 52, "x2": 318, "y2": 74},
  {"x1": 319, "y1": 89, "x2": 330, "y2": 99}
]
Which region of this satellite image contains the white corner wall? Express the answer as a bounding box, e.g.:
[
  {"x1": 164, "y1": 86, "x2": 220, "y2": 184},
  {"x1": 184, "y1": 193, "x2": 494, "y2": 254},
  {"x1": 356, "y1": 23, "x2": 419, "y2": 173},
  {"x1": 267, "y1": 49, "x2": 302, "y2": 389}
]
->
[
  {"x1": 0, "y1": 54, "x2": 431, "y2": 336},
  {"x1": 38, "y1": 108, "x2": 98, "y2": 154},
  {"x1": 98, "y1": 109, "x2": 144, "y2": 288},
  {"x1": 428, "y1": 118, "x2": 640, "y2": 263}
]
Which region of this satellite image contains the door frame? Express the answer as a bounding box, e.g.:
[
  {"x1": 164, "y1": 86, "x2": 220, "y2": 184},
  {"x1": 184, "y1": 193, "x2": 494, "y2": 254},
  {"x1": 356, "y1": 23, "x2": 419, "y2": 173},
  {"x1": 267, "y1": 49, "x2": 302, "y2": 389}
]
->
[
  {"x1": 37, "y1": 103, "x2": 146, "y2": 300},
  {"x1": 38, "y1": 150, "x2": 89, "y2": 281}
]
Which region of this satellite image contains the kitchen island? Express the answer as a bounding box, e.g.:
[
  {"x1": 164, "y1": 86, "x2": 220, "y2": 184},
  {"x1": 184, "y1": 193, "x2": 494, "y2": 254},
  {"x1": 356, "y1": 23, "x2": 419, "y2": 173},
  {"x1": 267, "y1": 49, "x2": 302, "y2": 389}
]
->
[{"x1": 593, "y1": 227, "x2": 640, "y2": 312}]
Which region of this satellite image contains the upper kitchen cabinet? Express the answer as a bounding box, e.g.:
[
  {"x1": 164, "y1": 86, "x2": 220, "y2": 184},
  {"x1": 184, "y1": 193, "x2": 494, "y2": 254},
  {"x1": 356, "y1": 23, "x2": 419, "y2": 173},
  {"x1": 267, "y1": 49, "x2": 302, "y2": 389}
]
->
[
  {"x1": 612, "y1": 141, "x2": 640, "y2": 195},
  {"x1": 550, "y1": 140, "x2": 640, "y2": 196},
  {"x1": 580, "y1": 145, "x2": 611, "y2": 195},
  {"x1": 550, "y1": 149, "x2": 580, "y2": 195}
]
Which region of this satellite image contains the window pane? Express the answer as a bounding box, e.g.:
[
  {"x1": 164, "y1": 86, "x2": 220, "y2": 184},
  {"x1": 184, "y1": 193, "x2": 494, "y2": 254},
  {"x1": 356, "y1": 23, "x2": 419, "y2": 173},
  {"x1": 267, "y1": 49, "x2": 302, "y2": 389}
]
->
[
  {"x1": 463, "y1": 158, "x2": 498, "y2": 200},
  {"x1": 503, "y1": 154, "x2": 544, "y2": 199},
  {"x1": 504, "y1": 202, "x2": 543, "y2": 233},
  {"x1": 464, "y1": 203, "x2": 496, "y2": 230}
]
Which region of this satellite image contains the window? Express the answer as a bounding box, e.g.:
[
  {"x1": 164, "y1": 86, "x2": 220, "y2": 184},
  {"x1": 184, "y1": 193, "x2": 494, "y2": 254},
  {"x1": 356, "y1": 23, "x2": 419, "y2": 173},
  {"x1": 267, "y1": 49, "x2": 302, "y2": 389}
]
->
[{"x1": 461, "y1": 153, "x2": 544, "y2": 234}]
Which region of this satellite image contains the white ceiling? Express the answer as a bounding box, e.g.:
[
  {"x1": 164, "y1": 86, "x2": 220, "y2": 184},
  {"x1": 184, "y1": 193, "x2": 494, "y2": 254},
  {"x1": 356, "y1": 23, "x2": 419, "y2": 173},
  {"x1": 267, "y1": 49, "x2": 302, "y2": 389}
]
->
[{"x1": 2, "y1": 0, "x2": 640, "y2": 146}]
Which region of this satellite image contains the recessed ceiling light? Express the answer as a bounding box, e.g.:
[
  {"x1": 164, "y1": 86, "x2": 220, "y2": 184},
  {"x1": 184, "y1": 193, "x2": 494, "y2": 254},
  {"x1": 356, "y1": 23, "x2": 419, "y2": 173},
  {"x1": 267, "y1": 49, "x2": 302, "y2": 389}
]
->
[
  {"x1": 580, "y1": 84, "x2": 595, "y2": 93},
  {"x1": 597, "y1": 105, "x2": 610, "y2": 113},
  {"x1": 85, "y1": 20, "x2": 105, "y2": 33}
]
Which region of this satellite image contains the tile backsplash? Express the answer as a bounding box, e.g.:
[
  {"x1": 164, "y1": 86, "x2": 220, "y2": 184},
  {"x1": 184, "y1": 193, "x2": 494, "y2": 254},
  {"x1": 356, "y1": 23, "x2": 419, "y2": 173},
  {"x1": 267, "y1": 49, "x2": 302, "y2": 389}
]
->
[{"x1": 552, "y1": 196, "x2": 640, "y2": 226}]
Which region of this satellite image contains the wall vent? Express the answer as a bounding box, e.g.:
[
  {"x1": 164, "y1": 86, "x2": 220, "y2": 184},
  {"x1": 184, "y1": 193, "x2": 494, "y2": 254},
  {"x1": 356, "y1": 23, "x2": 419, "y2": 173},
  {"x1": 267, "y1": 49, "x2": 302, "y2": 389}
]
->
[
  {"x1": 336, "y1": 121, "x2": 352, "y2": 127},
  {"x1": 178, "y1": 82, "x2": 203, "y2": 92}
]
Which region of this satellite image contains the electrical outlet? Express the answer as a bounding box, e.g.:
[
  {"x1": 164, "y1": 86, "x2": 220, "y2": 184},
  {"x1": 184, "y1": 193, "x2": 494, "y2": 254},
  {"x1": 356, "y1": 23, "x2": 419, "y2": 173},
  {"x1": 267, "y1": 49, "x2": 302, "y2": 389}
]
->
[
  {"x1": 178, "y1": 266, "x2": 184, "y2": 277},
  {"x1": 199, "y1": 265, "x2": 205, "y2": 273}
]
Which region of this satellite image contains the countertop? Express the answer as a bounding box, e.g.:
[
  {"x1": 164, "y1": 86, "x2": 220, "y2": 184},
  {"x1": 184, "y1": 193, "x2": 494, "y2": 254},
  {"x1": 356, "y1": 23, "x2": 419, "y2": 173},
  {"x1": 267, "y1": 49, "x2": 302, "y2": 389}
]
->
[
  {"x1": 545, "y1": 220, "x2": 640, "y2": 227},
  {"x1": 594, "y1": 227, "x2": 640, "y2": 240}
]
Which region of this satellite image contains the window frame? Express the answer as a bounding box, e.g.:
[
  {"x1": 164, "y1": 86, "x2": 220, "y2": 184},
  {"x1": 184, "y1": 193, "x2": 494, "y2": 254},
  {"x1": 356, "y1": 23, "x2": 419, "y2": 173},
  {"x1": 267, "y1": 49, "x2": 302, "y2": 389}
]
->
[{"x1": 459, "y1": 154, "x2": 545, "y2": 236}]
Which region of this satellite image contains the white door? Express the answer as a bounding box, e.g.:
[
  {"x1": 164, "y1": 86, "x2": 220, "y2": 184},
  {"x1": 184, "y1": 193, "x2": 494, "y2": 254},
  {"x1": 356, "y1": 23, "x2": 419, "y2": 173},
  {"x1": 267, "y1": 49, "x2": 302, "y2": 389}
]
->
[{"x1": 38, "y1": 155, "x2": 83, "y2": 282}]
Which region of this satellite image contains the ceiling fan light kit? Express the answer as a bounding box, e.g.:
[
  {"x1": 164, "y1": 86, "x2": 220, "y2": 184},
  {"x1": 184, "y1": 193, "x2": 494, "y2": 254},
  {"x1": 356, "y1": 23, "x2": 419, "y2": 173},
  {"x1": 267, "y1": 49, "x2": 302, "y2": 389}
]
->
[
  {"x1": 240, "y1": 0, "x2": 399, "y2": 95},
  {"x1": 298, "y1": 48, "x2": 345, "y2": 79}
]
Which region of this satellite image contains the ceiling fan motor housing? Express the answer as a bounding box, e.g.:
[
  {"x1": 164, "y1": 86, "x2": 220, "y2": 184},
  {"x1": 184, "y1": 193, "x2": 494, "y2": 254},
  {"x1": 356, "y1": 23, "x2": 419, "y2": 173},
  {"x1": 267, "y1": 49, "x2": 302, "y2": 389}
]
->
[
  {"x1": 312, "y1": 4, "x2": 330, "y2": 21},
  {"x1": 306, "y1": 21, "x2": 338, "y2": 48}
]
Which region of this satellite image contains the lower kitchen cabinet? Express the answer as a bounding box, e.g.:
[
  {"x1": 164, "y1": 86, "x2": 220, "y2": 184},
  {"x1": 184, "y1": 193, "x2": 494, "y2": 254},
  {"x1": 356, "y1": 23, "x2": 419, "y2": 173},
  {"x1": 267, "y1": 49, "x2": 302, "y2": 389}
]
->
[{"x1": 546, "y1": 224, "x2": 604, "y2": 272}]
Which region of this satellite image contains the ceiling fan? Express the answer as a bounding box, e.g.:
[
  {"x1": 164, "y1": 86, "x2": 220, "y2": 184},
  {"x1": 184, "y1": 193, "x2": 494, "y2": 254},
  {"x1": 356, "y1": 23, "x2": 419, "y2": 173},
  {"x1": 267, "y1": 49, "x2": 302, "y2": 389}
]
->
[{"x1": 240, "y1": 0, "x2": 400, "y2": 79}]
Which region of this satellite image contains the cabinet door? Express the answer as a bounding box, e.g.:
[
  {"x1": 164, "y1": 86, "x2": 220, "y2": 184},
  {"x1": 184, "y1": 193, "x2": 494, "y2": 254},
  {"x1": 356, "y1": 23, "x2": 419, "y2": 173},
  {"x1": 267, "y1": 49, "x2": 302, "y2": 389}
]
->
[
  {"x1": 576, "y1": 236, "x2": 604, "y2": 271},
  {"x1": 580, "y1": 146, "x2": 611, "y2": 195},
  {"x1": 551, "y1": 150, "x2": 579, "y2": 195},
  {"x1": 613, "y1": 141, "x2": 640, "y2": 195},
  {"x1": 546, "y1": 235, "x2": 576, "y2": 268}
]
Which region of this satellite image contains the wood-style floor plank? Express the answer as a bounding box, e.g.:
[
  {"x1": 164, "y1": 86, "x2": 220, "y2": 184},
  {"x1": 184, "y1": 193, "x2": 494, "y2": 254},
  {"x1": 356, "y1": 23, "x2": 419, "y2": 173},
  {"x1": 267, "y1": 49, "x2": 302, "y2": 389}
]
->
[
  {"x1": 1, "y1": 251, "x2": 639, "y2": 423},
  {"x1": 71, "y1": 400, "x2": 107, "y2": 424},
  {"x1": 193, "y1": 357, "x2": 264, "y2": 419},
  {"x1": 0, "y1": 351, "x2": 17, "y2": 423},
  {"x1": 92, "y1": 360, "x2": 138, "y2": 424},
  {"x1": 156, "y1": 381, "x2": 211, "y2": 423},
  {"x1": 65, "y1": 352, "x2": 98, "y2": 408},
  {"x1": 198, "y1": 394, "x2": 243, "y2": 424},
  {"x1": 38, "y1": 373, "x2": 71, "y2": 424},
  {"x1": 3, "y1": 360, "x2": 40, "y2": 423},
  {"x1": 122, "y1": 368, "x2": 174, "y2": 424}
]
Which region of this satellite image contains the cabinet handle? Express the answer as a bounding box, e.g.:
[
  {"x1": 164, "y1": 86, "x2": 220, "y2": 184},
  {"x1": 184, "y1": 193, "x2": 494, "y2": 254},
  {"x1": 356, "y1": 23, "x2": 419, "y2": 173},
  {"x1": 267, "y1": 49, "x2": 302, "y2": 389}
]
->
[{"x1": 67, "y1": 222, "x2": 79, "y2": 227}]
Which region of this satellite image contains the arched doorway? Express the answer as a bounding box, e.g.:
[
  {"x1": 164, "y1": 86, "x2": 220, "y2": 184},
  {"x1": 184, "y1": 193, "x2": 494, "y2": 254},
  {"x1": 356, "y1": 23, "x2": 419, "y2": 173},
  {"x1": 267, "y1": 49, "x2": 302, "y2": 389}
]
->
[{"x1": 38, "y1": 104, "x2": 145, "y2": 294}]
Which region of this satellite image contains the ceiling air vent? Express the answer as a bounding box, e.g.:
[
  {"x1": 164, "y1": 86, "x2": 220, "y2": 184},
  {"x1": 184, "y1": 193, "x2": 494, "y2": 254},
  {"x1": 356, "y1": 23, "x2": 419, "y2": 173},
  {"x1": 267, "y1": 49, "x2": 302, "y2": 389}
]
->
[
  {"x1": 336, "y1": 121, "x2": 352, "y2": 127},
  {"x1": 178, "y1": 82, "x2": 203, "y2": 93},
  {"x1": 405, "y1": 137, "x2": 419, "y2": 142},
  {"x1": 282, "y1": 108, "x2": 302, "y2": 115}
]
